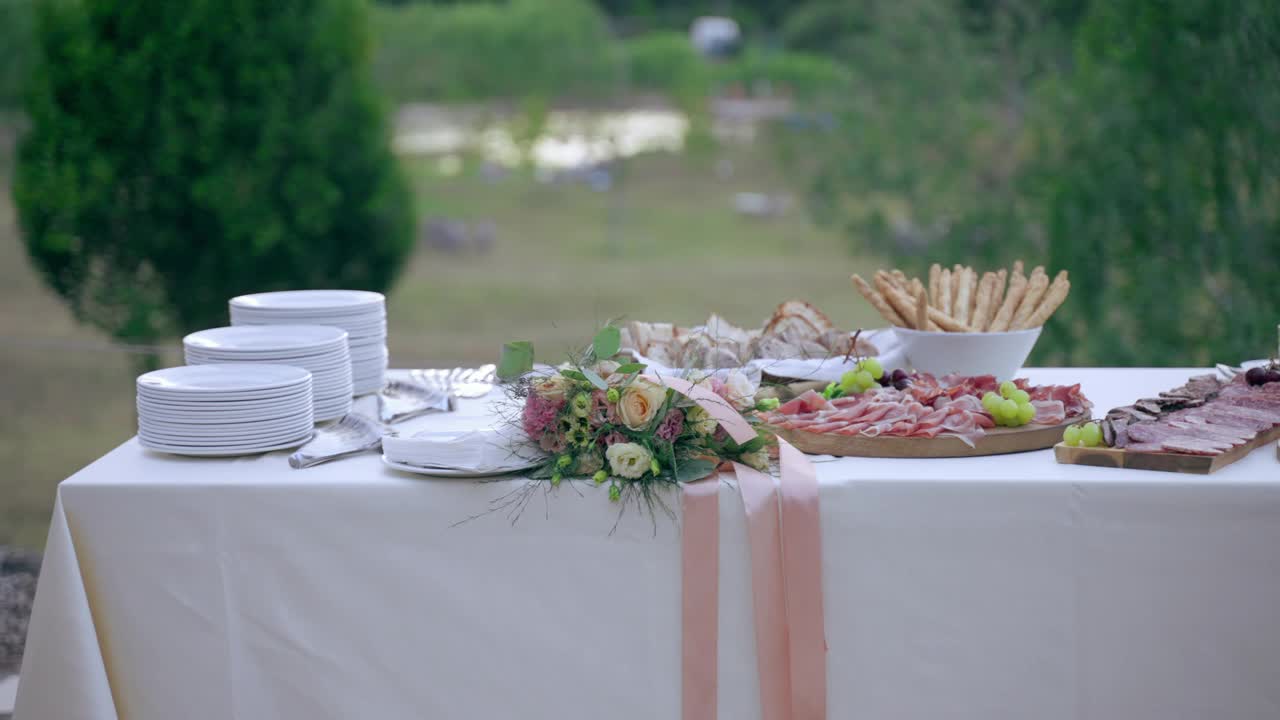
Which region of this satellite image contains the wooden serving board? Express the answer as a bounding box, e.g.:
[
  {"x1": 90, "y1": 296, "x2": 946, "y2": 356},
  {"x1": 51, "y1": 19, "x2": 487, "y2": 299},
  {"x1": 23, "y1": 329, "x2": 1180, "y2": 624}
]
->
[
  {"x1": 1054, "y1": 424, "x2": 1280, "y2": 474},
  {"x1": 769, "y1": 419, "x2": 1077, "y2": 459}
]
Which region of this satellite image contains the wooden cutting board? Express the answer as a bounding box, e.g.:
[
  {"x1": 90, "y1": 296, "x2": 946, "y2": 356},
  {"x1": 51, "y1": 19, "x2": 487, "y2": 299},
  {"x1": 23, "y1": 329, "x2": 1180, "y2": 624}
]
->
[
  {"x1": 1054, "y1": 424, "x2": 1280, "y2": 474},
  {"x1": 769, "y1": 419, "x2": 1077, "y2": 459}
]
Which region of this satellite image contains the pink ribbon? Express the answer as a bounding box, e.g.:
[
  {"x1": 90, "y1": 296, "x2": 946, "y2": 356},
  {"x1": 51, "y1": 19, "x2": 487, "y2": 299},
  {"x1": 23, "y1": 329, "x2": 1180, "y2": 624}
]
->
[{"x1": 650, "y1": 376, "x2": 827, "y2": 720}]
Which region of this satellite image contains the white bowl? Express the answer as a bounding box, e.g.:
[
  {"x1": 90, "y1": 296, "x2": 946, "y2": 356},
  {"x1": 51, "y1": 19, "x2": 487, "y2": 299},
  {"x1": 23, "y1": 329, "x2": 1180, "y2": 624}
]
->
[{"x1": 892, "y1": 326, "x2": 1042, "y2": 380}]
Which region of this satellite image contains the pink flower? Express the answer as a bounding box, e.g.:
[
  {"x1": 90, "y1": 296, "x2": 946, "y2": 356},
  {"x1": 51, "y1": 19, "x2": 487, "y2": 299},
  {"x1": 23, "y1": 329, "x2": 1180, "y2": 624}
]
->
[
  {"x1": 522, "y1": 393, "x2": 564, "y2": 439},
  {"x1": 655, "y1": 408, "x2": 684, "y2": 442},
  {"x1": 538, "y1": 432, "x2": 568, "y2": 453},
  {"x1": 589, "y1": 390, "x2": 618, "y2": 429},
  {"x1": 597, "y1": 431, "x2": 627, "y2": 448}
]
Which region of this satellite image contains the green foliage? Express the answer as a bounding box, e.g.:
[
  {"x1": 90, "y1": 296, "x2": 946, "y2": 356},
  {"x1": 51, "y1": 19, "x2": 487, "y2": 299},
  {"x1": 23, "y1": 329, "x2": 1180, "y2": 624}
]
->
[
  {"x1": 791, "y1": 0, "x2": 1280, "y2": 365},
  {"x1": 619, "y1": 31, "x2": 709, "y2": 111},
  {"x1": 14, "y1": 0, "x2": 414, "y2": 348},
  {"x1": 0, "y1": 0, "x2": 37, "y2": 108},
  {"x1": 713, "y1": 49, "x2": 851, "y2": 100},
  {"x1": 371, "y1": 0, "x2": 619, "y2": 104},
  {"x1": 1030, "y1": 0, "x2": 1280, "y2": 365}
]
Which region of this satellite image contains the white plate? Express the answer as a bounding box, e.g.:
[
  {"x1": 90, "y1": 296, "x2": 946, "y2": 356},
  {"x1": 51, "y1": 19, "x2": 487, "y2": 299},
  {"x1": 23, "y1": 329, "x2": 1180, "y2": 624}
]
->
[
  {"x1": 138, "y1": 403, "x2": 312, "y2": 424},
  {"x1": 138, "y1": 364, "x2": 311, "y2": 396},
  {"x1": 140, "y1": 432, "x2": 315, "y2": 457},
  {"x1": 230, "y1": 289, "x2": 384, "y2": 314},
  {"x1": 140, "y1": 421, "x2": 314, "y2": 442},
  {"x1": 185, "y1": 350, "x2": 351, "y2": 370},
  {"x1": 136, "y1": 390, "x2": 311, "y2": 410},
  {"x1": 139, "y1": 426, "x2": 315, "y2": 445},
  {"x1": 381, "y1": 456, "x2": 544, "y2": 478},
  {"x1": 1242, "y1": 359, "x2": 1274, "y2": 371},
  {"x1": 139, "y1": 414, "x2": 312, "y2": 435},
  {"x1": 183, "y1": 325, "x2": 347, "y2": 355}
]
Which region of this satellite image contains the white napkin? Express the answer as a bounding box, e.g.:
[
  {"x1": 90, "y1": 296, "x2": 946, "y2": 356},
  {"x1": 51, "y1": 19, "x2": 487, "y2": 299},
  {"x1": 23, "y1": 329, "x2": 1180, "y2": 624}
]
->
[
  {"x1": 382, "y1": 427, "x2": 544, "y2": 473},
  {"x1": 632, "y1": 328, "x2": 905, "y2": 385}
]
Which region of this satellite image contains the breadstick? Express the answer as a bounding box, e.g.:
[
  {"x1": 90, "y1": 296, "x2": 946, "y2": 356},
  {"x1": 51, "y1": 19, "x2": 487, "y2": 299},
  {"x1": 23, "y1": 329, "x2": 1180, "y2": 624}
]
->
[
  {"x1": 965, "y1": 268, "x2": 979, "y2": 321},
  {"x1": 915, "y1": 287, "x2": 934, "y2": 331},
  {"x1": 875, "y1": 272, "x2": 920, "y2": 328},
  {"x1": 890, "y1": 269, "x2": 908, "y2": 289},
  {"x1": 928, "y1": 264, "x2": 942, "y2": 309},
  {"x1": 954, "y1": 268, "x2": 974, "y2": 326},
  {"x1": 909, "y1": 277, "x2": 925, "y2": 301},
  {"x1": 852, "y1": 273, "x2": 906, "y2": 327},
  {"x1": 1012, "y1": 260, "x2": 1024, "y2": 277},
  {"x1": 1012, "y1": 267, "x2": 1049, "y2": 329},
  {"x1": 951, "y1": 264, "x2": 964, "y2": 311},
  {"x1": 988, "y1": 269, "x2": 1027, "y2": 332},
  {"x1": 881, "y1": 278, "x2": 974, "y2": 332},
  {"x1": 1020, "y1": 270, "x2": 1070, "y2": 329},
  {"x1": 971, "y1": 272, "x2": 998, "y2": 330},
  {"x1": 938, "y1": 268, "x2": 953, "y2": 316}
]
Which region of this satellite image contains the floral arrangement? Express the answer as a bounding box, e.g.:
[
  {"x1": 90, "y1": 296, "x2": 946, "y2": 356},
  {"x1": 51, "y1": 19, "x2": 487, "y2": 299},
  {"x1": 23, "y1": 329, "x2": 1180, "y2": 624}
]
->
[{"x1": 499, "y1": 326, "x2": 780, "y2": 504}]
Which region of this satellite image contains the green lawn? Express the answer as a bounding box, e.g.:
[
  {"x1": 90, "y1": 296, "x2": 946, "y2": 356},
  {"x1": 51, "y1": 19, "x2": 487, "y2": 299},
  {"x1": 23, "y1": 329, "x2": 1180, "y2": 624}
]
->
[{"x1": 0, "y1": 141, "x2": 883, "y2": 548}]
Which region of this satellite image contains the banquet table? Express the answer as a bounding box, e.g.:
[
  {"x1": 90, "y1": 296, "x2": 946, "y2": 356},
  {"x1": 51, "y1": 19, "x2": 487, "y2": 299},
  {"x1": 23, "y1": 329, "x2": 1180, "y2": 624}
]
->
[{"x1": 15, "y1": 367, "x2": 1280, "y2": 720}]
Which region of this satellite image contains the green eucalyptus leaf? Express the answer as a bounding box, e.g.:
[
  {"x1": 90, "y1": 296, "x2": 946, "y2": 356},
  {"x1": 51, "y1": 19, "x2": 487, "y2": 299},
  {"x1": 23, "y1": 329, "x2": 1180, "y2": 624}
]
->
[
  {"x1": 560, "y1": 369, "x2": 588, "y2": 382},
  {"x1": 582, "y1": 367, "x2": 609, "y2": 391},
  {"x1": 614, "y1": 362, "x2": 647, "y2": 374},
  {"x1": 675, "y1": 459, "x2": 717, "y2": 483},
  {"x1": 592, "y1": 325, "x2": 621, "y2": 359},
  {"x1": 497, "y1": 341, "x2": 534, "y2": 380},
  {"x1": 738, "y1": 436, "x2": 765, "y2": 454}
]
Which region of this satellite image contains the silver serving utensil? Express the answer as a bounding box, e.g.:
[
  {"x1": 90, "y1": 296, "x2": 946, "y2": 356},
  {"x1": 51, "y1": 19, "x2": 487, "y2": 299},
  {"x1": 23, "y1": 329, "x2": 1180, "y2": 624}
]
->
[
  {"x1": 289, "y1": 413, "x2": 384, "y2": 469},
  {"x1": 1216, "y1": 363, "x2": 1243, "y2": 380},
  {"x1": 379, "y1": 379, "x2": 456, "y2": 424},
  {"x1": 410, "y1": 364, "x2": 497, "y2": 399}
]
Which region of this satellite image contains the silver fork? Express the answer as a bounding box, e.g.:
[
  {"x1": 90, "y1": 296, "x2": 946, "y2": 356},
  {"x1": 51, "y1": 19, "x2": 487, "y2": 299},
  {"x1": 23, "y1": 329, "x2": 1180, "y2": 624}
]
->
[
  {"x1": 410, "y1": 364, "x2": 497, "y2": 399},
  {"x1": 289, "y1": 413, "x2": 384, "y2": 469}
]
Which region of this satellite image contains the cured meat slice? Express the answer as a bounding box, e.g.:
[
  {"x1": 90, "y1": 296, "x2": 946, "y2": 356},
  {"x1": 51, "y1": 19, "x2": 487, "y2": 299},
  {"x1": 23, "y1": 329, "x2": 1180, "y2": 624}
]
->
[
  {"x1": 777, "y1": 390, "x2": 832, "y2": 415},
  {"x1": 1160, "y1": 436, "x2": 1227, "y2": 455},
  {"x1": 1030, "y1": 399, "x2": 1066, "y2": 425},
  {"x1": 1165, "y1": 420, "x2": 1252, "y2": 445}
]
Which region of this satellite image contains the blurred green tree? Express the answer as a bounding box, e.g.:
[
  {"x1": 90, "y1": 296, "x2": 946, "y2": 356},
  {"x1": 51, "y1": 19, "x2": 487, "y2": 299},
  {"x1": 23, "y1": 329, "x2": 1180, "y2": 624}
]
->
[
  {"x1": 789, "y1": 0, "x2": 1280, "y2": 366},
  {"x1": 14, "y1": 0, "x2": 414, "y2": 365},
  {"x1": 0, "y1": 0, "x2": 36, "y2": 109}
]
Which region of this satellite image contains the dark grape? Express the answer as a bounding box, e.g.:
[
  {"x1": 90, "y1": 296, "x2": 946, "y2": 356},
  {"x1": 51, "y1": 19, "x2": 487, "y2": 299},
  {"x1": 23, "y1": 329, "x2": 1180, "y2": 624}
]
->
[
  {"x1": 890, "y1": 368, "x2": 911, "y2": 391},
  {"x1": 1265, "y1": 370, "x2": 1280, "y2": 384},
  {"x1": 1246, "y1": 367, "x2": 1270, "y2": 386}
]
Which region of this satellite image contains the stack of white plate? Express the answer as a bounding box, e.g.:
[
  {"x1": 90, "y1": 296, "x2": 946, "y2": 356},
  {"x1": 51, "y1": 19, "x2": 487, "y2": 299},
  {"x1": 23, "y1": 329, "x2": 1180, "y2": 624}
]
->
[
  {"x1": 136, "y1": 364, "x2": 315, "y2": 456},
  {"x1": 183, "y1": 325, "x2": 353, "y2": 422},
  {"x1": 229, "y1": 290, "x2": 387, "y2": 395}
]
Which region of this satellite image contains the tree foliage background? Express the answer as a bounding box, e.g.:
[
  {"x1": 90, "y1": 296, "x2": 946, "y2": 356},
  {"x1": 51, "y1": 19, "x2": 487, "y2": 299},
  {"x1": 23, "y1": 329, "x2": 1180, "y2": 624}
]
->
[
  {"x1": 13, "y1": 0, "x2": 414, "y2": 357},
  {"x1": 781, "y1": 0, "x2": 1280, "y2": 366}
]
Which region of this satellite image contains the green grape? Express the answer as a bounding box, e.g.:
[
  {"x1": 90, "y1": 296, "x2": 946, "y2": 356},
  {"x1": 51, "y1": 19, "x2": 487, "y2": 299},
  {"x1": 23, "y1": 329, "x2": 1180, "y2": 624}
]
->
[
  {"x1": 839, "y1": 371, "x2": 859, "y2": 393},
  {"x1": 1063, "y1": 425, "x2": 1082, "y2": 446},
  {"x1": 859, "y1": 357, "x2": 884, "y2": 380},
  {"x1": 1011, "y1": 389, "x2": 1031, "y2": 405},
  {"x1": 999, "y1": 380, "x2": 1018, "y2": 399},
  {"x1": 1000, "y1": 399, "x2": 1018, "y2": 421},
  {"x1": 1016, "y1": 402, "x2": 1036, "y2": 426},
  {"x1": 854, "y1": 370, "x2": 875, "y2": 389},
  {"x1": 1081, "y1": 422, "x2": 1103, "y2": 447},
  {"x1": 981, "y1": 391, "x2": 1002, "y2": 413}
]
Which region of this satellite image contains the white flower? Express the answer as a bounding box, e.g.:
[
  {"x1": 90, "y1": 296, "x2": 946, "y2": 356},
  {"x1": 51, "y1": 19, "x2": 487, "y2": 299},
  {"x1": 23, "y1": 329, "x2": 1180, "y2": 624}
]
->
[
  {"x1": 532, "y1": 374, "x2": 571, "y2": 402},
  {"x1": 575, "y1": 451, "x2": 604, "y2": 475},
  {"x1": 722, "y1": 371, "x2": 757, "y2": 411},
  {"x1": 617, "y1": 379, "x2": 668, "y2": 430},
  {"x1": 686, "y1": 406, "x2": 718, "y2": 436},
  {"x1": 606, "y1": 443, "x2": 653, "y2": 479}
]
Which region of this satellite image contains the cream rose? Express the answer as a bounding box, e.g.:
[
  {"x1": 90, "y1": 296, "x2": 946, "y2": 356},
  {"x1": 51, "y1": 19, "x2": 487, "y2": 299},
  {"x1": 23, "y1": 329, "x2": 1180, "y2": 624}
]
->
[
  {"x1": 532, "y1": 374, "x2": 571, "y2": 402},
  {"x1": 722, "y1": 371, "x2": 757, "y2": 411},
  {"x1": 606, "y1": 442, "x2": 653, "y2": 479},
  {"x1": 686, "y1": 406, "x2": 718, "y2": 436},
  {"x1": 617, "y1": 380, "x2": 667, "y2": 430}
]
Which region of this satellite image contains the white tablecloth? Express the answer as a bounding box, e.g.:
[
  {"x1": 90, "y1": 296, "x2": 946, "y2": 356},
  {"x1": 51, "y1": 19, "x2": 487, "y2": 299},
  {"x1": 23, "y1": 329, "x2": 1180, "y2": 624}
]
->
[{"x1": 16, "y1": 368, "x2": 1280, "y2": 720}]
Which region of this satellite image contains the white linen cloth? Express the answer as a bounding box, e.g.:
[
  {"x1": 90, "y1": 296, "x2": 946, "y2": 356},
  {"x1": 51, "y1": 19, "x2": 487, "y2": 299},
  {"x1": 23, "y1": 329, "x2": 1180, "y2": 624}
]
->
[
  {"x1": 382, "y1": 427, "x2": 542, "y2": 472},
  {"x1": 16, "y1": 368, "x2": 1280, "y2": 720}
]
